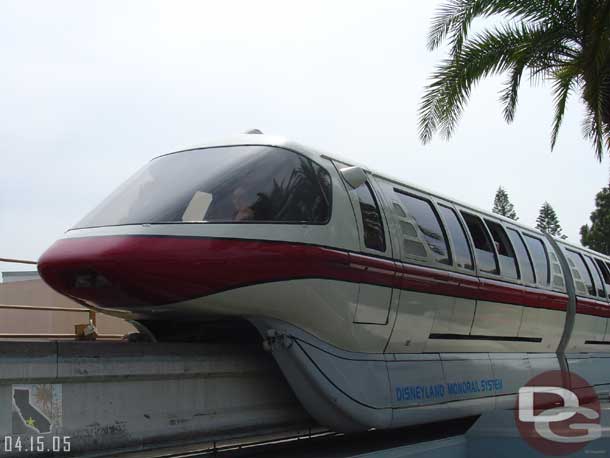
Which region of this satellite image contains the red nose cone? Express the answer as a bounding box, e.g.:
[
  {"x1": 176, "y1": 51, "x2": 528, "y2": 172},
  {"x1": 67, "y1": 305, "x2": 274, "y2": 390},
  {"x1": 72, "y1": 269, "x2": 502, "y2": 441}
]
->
[
  {"x1": 37, "y1": 236, "x2": 216, "y2": 309},
  {"x1": 37, "y1": 235, "x2": 350, "y2": 310}
]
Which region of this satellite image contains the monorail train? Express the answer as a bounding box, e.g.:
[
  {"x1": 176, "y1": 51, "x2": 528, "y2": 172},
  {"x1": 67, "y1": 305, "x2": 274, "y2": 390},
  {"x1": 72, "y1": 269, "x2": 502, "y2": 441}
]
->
[{"x1": 38, "y1": 132, "x2": 610, "y2": 432}]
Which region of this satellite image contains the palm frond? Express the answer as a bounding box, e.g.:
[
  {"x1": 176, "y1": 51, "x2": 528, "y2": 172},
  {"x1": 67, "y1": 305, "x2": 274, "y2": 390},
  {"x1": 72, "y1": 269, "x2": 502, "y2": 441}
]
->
[
  {"x1": 427, "y1": 0, "x2": 574, "y2": 55},
  {"x1": 420, "y1": 22, "x2": 564, "y2": 142},
  {"x1": 582, "y1": 105, "x2": 605, "y2": 160},
  {"x1": 499, "y1": 63, "x2": 525, "y2": 122},
  {"x1": 550, "y1": 67, "x2": 578, "y2": 149},
  {"x1": 427, "y1": 0, "x2": 488, "y2": 52}
]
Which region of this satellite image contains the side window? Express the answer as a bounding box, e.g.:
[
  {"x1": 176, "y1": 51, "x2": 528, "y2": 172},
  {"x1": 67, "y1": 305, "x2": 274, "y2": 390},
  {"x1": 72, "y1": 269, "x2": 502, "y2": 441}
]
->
[
  {"x1": 439, "y1": 205, "x2": 474, "y2": 270},
  {"x1": 584, "y1": 255, "x2": 605, "y2": 298},
  {"x1": 506, "y1": 228, "x2": 536, "y2": 284},
  {"x1": 566, "y1": 250, "x2": 595, "y2": 296},
  {"x1": 484, "y1": 220, "x2": 519, "y2": 280},
  {"x1": 355, "y1": 183, "x2": 386, "y2": 252},
  {"x1": 547, "y1": 246, "x2": 566, "y2": 290},
  {"x1": 524, "y1": 235, "x2": 550, "y2": 286},
  {"x1": 596, "y1": 259, "x2": 610, "y2": 299},
  {"x1": 395, "y1": 191, "x2": 450, "y2": 265},
  {"x1": 461, "y1": 212, "x2": 499, "y2": 274}
]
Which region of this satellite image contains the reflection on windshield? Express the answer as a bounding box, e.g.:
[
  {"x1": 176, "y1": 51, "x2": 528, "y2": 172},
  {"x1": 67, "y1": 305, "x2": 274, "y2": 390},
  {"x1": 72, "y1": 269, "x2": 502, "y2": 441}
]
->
[{"x1": 74, "y1": 146, "x2": 332, "y2": 229}]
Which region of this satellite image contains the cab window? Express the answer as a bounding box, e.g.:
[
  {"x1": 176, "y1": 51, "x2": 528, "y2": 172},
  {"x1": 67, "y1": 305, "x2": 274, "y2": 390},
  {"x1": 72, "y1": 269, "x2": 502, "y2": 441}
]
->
[{"x1": 74, "y1": 146, "x2": 332, "y2": 228}]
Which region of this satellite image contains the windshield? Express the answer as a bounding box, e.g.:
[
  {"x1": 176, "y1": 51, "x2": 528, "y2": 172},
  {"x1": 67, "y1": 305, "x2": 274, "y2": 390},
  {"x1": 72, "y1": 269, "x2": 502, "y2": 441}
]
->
[{"x1": 74, "y1": 145, "x2": 332, "y2": 229}]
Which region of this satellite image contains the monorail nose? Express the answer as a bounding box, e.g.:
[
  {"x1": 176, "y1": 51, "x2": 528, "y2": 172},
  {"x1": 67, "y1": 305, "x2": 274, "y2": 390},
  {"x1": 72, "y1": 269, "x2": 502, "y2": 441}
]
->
[
  {"x1": 39, "y1": 235, "x2": 243, "y2": 309},
  {"x1": 39, "y1": 235, "x2": 264, "y2": 310},
  {"x1": 37, "y1": 235, "x2": 190, "y2": 310},
  {"x1": 38, "y1": 234, "x2": 342, "y2": 311}
]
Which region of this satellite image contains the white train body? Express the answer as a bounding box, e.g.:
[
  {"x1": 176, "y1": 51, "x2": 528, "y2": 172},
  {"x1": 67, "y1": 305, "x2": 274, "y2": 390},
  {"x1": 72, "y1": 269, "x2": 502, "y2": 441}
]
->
[{"x1": 38, "y1": 134, "x2": 610, "y2": 431}]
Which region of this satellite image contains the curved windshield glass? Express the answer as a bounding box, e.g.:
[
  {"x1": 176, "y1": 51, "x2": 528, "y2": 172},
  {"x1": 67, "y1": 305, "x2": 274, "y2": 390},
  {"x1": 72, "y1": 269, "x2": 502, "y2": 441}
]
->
[{"x1": 74, "y1": 146, "x2": 332, "y2": 229}]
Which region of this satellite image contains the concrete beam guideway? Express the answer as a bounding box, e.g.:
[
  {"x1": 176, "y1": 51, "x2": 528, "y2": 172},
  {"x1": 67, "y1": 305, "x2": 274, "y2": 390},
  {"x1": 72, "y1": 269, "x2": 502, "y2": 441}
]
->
[
  {"x1": 0, "y1": 341, "x2": 312, "y2": 457},
  {"x1": 4, "y1": 340, "x2": 610, "y2": 457}
]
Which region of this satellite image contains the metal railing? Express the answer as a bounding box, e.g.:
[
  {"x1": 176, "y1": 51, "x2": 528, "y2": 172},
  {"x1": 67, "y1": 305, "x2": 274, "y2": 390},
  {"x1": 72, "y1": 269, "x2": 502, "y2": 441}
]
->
[
  {"x1": 0, "y1": 257, "x2": 125, "y2": 341},
  {"x1": 0, "y1": 257, "x2": 37, "y2": 265}
]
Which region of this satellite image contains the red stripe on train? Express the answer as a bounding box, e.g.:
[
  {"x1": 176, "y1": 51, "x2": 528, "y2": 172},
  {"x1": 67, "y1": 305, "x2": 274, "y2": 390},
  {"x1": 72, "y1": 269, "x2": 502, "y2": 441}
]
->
[
  {"x1": 37, "y1": 235, "x2": 604, "y2": 316},
  {"x1": 38, "y1": 236, "x2": 353, "y2": 308},
  {"x1": 576, "y1": 297, "x2": 610, "y2": 317}
]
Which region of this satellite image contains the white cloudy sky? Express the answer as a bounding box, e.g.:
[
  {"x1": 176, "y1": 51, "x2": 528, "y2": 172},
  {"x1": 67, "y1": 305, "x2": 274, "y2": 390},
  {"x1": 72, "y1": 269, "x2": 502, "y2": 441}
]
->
[{"x1": 1, "y1": 1, "x2": 608, "y2": 273}]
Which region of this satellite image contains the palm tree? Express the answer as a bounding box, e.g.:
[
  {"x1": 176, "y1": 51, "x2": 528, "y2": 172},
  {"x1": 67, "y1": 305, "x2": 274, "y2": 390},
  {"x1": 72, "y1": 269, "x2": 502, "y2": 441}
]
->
[{"x1": 418, "y1": 0, "x2": 610, "y2": 160}]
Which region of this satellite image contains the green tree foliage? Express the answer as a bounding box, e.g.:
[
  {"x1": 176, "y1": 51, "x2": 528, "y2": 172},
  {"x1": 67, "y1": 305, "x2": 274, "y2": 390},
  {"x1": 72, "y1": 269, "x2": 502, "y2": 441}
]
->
[
  {"x1": 419, "y1": 0, "x2": 610, "y2": 160},
  {"x1": 492, "y1": 186, "x2": 518, "y2": 219},
  {"x1": 580, "y1": 185, "x2": 610, "y2": 254},
  {"x1": 536, "y1": 201, "x2": 567, "y2": 239}
]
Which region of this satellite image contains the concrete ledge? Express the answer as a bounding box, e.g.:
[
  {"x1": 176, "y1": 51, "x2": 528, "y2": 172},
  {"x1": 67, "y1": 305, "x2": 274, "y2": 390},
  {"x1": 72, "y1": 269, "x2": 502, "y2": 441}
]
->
[
  {"x1": 0, "y1": 342, "x2": 57, "y2": 381},
  {"x1": 0, "y1": 341, "x2": 312, "y2": 457},
  {"x1": 56, "y1": 342, "x2": 276, "y2": 379}
]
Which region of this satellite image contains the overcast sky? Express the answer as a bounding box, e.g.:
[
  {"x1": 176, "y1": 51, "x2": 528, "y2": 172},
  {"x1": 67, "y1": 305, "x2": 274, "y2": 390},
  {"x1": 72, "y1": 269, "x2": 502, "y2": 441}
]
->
[{"x1": 1, "y1": 1, "x2": 608, "y2": 273}]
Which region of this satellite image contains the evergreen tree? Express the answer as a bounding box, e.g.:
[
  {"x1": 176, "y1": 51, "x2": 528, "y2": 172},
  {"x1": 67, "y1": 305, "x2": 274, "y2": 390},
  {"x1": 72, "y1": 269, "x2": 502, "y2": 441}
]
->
[
  {"x1": 536, "y1": 202, "x2": 567, "y2": 239},
  {"x1": 580, "y1": 186, "x2": 610, "y2": 255},
  {"x1": 492, "y1": 186, "x2": 518, "y2": 220}
]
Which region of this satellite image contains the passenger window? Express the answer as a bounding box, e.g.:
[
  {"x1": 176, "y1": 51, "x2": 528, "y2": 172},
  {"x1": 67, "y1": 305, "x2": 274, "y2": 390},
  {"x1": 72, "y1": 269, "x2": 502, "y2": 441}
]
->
[
  {"x1": 523, "y1": 235, "x2": 550, "y2": 286},
  {"x1": 484, "y1": 220, "x2": 519, "y2": 280},
  {"x1": 596, "y1": 259, "x2": 610, "y2": 299},
  {"x1": 566, "y1": 250, "x2": 595, "y2": 296},
  {"x1": 395, "y1": 191, "x2": 450, "y2": 265},
  {"x1": 584, "y1": 255, "x2": 606, "y2": 298},
  {"x1": 596, "y1": 259, "x2": 610, "y2": 284},
  {"x1": 547, "y1": 247, "x2": 566, "y2": 290},
  {"x1": 439, "y1": 205, "x2": 473, "y2": 270},
  {"x1": 355, "y1": 183, "x2": 386, "y2": 252},
  {"x1": 460, "y1": 212, "x2": 499, "y2": 274},
  {"x1": 506, "y1": 228, "x2": 536, "y2": 284}
]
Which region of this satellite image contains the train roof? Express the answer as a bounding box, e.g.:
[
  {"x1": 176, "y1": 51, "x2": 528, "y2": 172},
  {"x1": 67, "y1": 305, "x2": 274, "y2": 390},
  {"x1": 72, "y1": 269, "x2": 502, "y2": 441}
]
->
[{"x1": 173, "y1": 133, "x2": 608, "y2": 262}]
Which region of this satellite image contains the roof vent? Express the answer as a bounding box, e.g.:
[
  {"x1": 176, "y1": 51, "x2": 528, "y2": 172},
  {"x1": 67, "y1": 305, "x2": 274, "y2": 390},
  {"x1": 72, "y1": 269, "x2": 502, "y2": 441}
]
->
[{"x1": 244, "y1": 129, "x2": 263, "y2": 134}]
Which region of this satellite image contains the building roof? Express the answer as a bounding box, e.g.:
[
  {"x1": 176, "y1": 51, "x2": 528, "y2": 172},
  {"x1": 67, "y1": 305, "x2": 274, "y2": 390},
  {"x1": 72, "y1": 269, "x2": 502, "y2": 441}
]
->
[{"x1": 1, "y1": 271, "x2": 40, "y2": 283}]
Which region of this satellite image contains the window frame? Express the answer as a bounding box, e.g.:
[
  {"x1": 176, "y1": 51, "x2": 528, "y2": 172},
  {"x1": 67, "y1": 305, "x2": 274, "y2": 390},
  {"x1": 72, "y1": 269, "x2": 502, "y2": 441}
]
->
[
  {"x1": 595, "y1": 258, "x2": 610, "y2": 300},
  {"x1": 522, "y1": 233, "x2": 552, "y2": 288},
  {"x1": 355, "y1": 181, "x2": 388, "y2": 253},
  {"x1": 601, "y1": 259, "x2": 610, "y2": 280},
  {"x1": 333, "y1": 163, "x2": 392, "y2": 257},
  {"x1": 505, "y1": 227, "x2": 537, "y2": 286},
  {"x1": 437, "y1": 202, "x2": 475, "y2": 273},
  {"x1": 393, "y1": 188, "x2": 453, "y2": 266},
  {"x1": 584, "y1": 254, "x2": 607, "y2": 299},
  {"x1": 545, "y1": 241, "x2": 567, "y2": 292},
  {"x1": 458, "y1": 210, "x2": 501, "y2": 277},
  {"x1": 565, "y1": 249, "x2": 597, "y2": 298},
  {"x1": 483, "y1": 219, "x2": 521, "y2": 282}
]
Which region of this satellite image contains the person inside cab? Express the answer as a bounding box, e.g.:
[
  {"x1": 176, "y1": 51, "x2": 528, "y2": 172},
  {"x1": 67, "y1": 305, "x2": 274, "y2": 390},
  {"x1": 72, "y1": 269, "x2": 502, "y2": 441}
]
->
[{"x1": 232, "y1": 186, "x2": 255, "y2": 221}]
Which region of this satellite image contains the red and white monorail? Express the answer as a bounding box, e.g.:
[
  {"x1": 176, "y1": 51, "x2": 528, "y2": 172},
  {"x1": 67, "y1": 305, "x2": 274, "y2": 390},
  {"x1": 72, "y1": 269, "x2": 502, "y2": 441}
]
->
[{"x1": 38, "y1": 133, "x2": 610, "y2": 431}]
